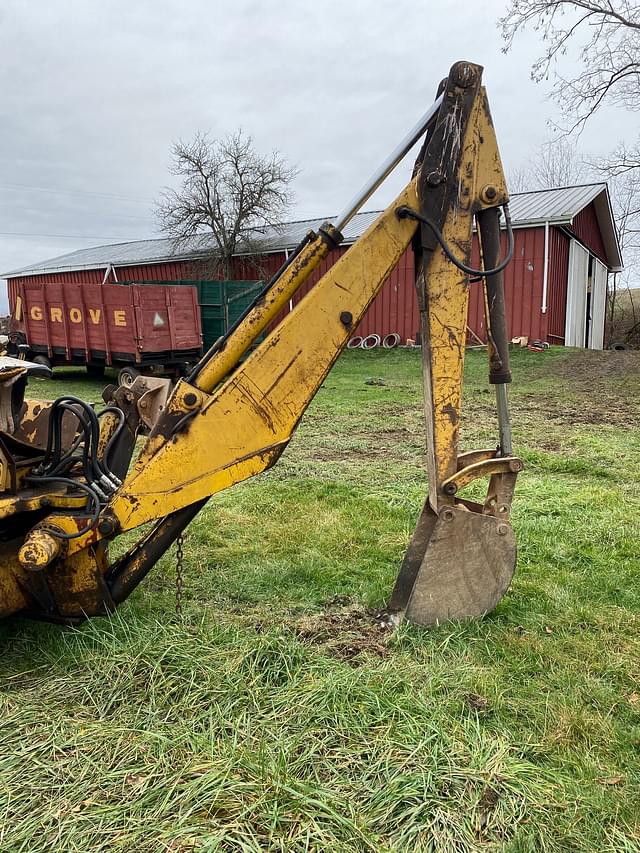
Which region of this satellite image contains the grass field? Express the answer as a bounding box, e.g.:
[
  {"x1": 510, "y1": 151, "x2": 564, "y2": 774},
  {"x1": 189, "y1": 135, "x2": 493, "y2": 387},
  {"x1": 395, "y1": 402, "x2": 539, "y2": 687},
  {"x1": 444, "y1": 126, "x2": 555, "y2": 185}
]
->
[{"x1": 1, "y1": 347, "x2": 639, "y2": 852}]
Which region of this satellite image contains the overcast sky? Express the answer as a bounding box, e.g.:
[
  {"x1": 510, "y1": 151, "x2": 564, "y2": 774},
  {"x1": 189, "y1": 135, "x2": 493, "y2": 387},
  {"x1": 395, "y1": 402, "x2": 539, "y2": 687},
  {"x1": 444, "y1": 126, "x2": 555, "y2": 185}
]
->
[{"x1": 0, "y1": 0, "x2": 636, "y2": 311}]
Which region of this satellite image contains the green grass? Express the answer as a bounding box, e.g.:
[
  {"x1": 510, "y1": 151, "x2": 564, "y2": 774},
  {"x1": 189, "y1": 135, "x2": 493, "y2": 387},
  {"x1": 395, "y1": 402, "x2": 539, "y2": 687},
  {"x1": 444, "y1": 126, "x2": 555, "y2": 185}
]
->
[{"x1": 1, "y1": 347, "x2": 639, "y2": 851}]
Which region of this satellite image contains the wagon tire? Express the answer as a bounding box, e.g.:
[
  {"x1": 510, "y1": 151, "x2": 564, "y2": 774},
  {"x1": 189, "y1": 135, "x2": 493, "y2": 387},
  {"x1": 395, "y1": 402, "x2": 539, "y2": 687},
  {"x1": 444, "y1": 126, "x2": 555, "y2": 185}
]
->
[
  {"x1": 86, "y1": 363, "x2": 105, "y2": 379},
  {"x1": 32, "y1": 355, "x2": 51, "y2": 370},
  {"x1": 362, "y1": 334, "x2": 381, "y2": 350},
  {"x1": 118, "y1": 366, "x2": 141, "y2": 388}
]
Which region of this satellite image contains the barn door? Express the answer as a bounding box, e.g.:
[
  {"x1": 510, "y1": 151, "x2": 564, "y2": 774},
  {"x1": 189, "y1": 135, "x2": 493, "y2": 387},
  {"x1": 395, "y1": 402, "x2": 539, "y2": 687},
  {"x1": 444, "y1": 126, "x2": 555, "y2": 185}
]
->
[
  {"x1": 588, "y1": 258, "x2": 608, "y2": 350},
  {"x1": 565, "y1": 240, "x2": 589, "y2": 347}
]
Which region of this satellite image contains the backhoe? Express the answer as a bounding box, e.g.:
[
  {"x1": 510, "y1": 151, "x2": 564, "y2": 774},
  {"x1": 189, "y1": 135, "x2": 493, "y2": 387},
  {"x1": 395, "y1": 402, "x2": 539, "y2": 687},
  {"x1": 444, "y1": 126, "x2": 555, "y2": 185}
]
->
[{"x1": 0, "y1": 61, "x2": 522, "y2": 627}]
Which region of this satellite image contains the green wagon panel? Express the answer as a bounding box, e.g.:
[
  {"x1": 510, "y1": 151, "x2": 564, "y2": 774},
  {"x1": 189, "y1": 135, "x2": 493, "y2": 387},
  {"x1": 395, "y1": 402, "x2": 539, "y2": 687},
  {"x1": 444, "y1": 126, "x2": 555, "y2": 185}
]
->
[{"x1": 197, "y1": 281, "x2": 263, "y2": 349}]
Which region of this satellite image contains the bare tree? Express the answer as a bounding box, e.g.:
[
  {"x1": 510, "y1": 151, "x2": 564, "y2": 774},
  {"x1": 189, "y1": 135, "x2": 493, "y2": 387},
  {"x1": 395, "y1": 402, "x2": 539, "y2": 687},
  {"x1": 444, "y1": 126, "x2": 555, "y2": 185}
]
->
[
  {"x1": 601, "y1": 140, "x2": 640, "y2": 175},
  {"x1": 509, "y1": 137, "x2": 586, "y2": 192},
  {"x1": 501, "y1": 2, "x2": 640, "y2": 345},
  {"x1": 530, "y1": 137, "x2": 586, "y2": 187},
  {"x1": 599, "y1": 166, "x2": 640, "y2": 337},
  {"x1": 507, "y1": 166, "x2": 531, "y2": 193},
  {"x1": 157, "y1": 131, "x2": 297, "y2": 279},
  {"x1": 500, "y1": 1, "x2": 640, "y2": 132}
]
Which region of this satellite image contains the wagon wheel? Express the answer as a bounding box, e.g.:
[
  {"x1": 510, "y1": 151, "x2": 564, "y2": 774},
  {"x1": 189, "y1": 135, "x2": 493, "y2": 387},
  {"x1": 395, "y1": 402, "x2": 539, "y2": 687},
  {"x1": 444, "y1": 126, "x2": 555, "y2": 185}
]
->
[{"x1": 118, "y1": 366, "x2": 141, "y2": 388}]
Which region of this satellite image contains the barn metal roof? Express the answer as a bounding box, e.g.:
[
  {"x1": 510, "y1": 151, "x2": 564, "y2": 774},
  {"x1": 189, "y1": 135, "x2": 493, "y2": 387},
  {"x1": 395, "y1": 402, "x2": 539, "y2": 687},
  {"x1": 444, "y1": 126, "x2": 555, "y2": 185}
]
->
[
  {"x1": 2, "y1": 211, "x2": 382, "y2": 278},
  {"x1": 3, "y1": 183, "x2": 621, "y2": 277},
  {"x1": 508, "y1": 183, "x2": 605, "y2": 225},
  {"x1": 508, "y1": 183, "x2": 622, "y2": 271}
]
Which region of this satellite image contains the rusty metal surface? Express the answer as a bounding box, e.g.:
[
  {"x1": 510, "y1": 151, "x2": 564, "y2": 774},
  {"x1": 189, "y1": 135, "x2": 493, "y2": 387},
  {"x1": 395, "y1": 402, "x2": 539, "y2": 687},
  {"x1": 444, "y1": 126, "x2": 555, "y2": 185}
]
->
[
  {"x1": 404, "y1": 505, "x2": 516, "y2": 626},
  {"x1": 14, "y1": 399, "x2": 78, "y2": 450},
  {"x1": 0, "y1": 486, "x2": 87, "y2": 520},
  {"x1": 414, "y1": 61, "x2": 487, "y2": 507},
  {"x1": 0, "y1": 525, "x2": 112, "y2": 621},
  {"x1": 2, "y1": 60, "x2": 523, "y2": 629},
  {"x1": 388, "y1": 62, "x2": 521, "y2": 626},
  {"x1": 0, "y1": 535, "x2": 33, "y2": 618},
  {"x1": 136, "y1": 377, "x2": 171, "y2": 430},
  {"x1": 387, "y1": 499, "x2": 439, "y2": 614},
  {"x1": 441, "y1": 457, "x2": 523, "y2": 494},
  {"x1": 0, "y1": 429, "x2": 49, "y2": 493},
  {"x1": 19, "y1": 530, "x2": 60, "y2": 571}
]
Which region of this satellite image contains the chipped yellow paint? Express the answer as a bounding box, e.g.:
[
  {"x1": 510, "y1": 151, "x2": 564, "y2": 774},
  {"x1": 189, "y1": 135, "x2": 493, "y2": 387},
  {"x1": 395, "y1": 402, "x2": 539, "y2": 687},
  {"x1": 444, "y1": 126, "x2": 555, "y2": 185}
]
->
[
  {"x1": 0, "y1": 489, "x2": 87, "y2": 520},
  {"x1": 61, "y1": 180, "x2": 421, "y2": 547},
  {"x1": 0, "y1": 544, "x2": 29, "y2": 618},
  {"x1": 418, "y1": 87, "x2": 508, "y2": 509},
  {"x1": 193, "y1": 231, "x2": 336, "y2": 395},
  {"x1": 6, "y1": 71, "x2": 516, "y2": 623}
]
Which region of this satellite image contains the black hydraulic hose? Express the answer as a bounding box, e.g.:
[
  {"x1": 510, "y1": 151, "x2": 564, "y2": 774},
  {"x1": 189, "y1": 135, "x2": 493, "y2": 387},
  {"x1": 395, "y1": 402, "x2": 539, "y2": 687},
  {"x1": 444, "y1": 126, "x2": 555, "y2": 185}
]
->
[
  {"x1": 41, "y1": 397, "x2": 123, "y2": 489},
  {"x1": 57, "y1": 400, "x2": 119, "y2": 487},
  {"x1": 43, "y1": 399, "x2": 64, "y2": 470},
  {"x1": 42, "y1": 404, "x2": 86, "y2": 478},
  {"x1": 24, "y1": 475, "x2": 101, "y2": 539},
  {"x1": 56, "y1": 402, "x2": 103, "y2": 485},
  {"x1": 46, "y1": 451, "x2": 83, "y2": 478},
  {"x1": 396, "y1": 204, "x2": 515, "y2": 278},
  {"x1": 45, "y1": 425, "x2": 86, "y2": 476},
  {"x1": 43, "y1": 396, "x2": 94, "y2": 474},
  {"x1": 28, "y1": 398, "x2": 127, "y2": 543}
]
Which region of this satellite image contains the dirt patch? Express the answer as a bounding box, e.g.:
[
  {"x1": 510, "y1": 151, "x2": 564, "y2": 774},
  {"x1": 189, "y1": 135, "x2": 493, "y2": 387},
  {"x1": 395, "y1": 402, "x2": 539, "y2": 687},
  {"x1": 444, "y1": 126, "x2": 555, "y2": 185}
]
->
[
  {"x1": 295, "y1": 602, "x2": 393, "y2": 664},
  {"x1": 512, "y1": 389, "x2": 637, "y2": 428},
  {"x1": 538, "y1": 399, "x2": 635, "y2": 427},
  {"x1": 463, "y1": 692, "x2": 490, "y2": 712},
  {"x1": 376, "y1": 427, "x2": 415, "y2": 440},
  {"x1": 536, "y1": 438, "x2": 563, "y2": 452},
  {"x1": 308, "y1": 445, "x2": 390, "y2": 463},
  {"x1": 552, "y1": 349, "x2": 640, "y2": 383},
  {"x1": 302, "y1": 426, "x2": 423, "y2": 465}
]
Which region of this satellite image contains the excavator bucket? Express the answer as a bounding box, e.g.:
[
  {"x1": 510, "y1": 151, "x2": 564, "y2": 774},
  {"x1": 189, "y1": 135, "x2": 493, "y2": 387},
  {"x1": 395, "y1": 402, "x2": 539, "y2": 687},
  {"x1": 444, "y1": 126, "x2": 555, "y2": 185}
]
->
[{"x1": 388, "y1": 503, "x2": 516, "y2": 626}]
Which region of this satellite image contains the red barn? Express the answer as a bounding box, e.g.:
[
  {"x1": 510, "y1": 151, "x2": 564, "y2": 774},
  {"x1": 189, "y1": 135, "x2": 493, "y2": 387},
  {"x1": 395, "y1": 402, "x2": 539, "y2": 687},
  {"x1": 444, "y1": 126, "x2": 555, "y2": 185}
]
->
[{"x1": 3, "y1": 183, "x2": 621, "y2": 352}]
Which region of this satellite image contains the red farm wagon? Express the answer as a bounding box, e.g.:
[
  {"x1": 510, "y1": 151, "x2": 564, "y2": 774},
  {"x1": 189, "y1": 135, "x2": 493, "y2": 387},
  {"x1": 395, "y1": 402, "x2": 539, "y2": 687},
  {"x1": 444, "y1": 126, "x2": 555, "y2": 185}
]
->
[{"x1": 10, "y1": 280, "x2": 202, "y2": 384}]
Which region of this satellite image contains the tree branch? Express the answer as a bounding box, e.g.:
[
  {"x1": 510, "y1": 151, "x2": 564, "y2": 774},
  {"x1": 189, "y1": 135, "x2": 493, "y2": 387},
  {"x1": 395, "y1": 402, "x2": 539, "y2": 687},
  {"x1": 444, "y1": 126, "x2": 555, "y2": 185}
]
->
[{"x1": 155, "y1": 130, "x2": 298, "y2": 278}]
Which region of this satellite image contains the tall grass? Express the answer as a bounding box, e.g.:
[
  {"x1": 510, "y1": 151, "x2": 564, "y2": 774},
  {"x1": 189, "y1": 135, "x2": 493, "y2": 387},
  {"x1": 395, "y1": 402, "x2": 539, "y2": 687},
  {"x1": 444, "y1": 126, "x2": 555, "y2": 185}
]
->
[{"x1": 1, "y1": 347, "x2": 639, "y2": 851}]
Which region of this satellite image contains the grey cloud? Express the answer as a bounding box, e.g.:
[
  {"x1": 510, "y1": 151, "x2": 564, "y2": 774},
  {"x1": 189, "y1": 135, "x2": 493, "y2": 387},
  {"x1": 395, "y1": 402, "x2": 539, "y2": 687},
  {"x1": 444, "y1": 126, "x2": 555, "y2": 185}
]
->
[{"x1": 1, "y1": 0, "x2": 635, "y2": 311}]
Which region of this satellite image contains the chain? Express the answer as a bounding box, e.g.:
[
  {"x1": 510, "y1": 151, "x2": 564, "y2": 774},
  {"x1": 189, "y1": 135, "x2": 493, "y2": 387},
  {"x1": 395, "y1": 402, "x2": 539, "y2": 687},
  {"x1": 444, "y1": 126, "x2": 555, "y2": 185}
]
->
[{"x1": 175, "y1": 533, "x2": 185, "y2": 617}]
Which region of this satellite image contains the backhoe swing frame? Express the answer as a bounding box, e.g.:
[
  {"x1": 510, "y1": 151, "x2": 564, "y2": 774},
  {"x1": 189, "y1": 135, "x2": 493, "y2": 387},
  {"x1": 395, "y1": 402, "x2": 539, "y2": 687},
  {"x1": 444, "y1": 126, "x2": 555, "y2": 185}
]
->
[{"x1": 5, "y1": 60, "x2": 522, "y2": 626}]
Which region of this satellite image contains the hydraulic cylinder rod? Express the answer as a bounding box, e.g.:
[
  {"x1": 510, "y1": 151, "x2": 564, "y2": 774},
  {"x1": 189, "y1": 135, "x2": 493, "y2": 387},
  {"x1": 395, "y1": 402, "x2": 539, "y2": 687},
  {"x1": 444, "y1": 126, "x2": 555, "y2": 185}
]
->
[
  {"x1": 477, "y1": 206, "x2": 513, "y2": 456},
  {"x1": 192, "y1": 94, "x2": 445, "y2": 396},
  {"x1": 334, "y1": 95, "x2": 443, "y2": 233}
]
